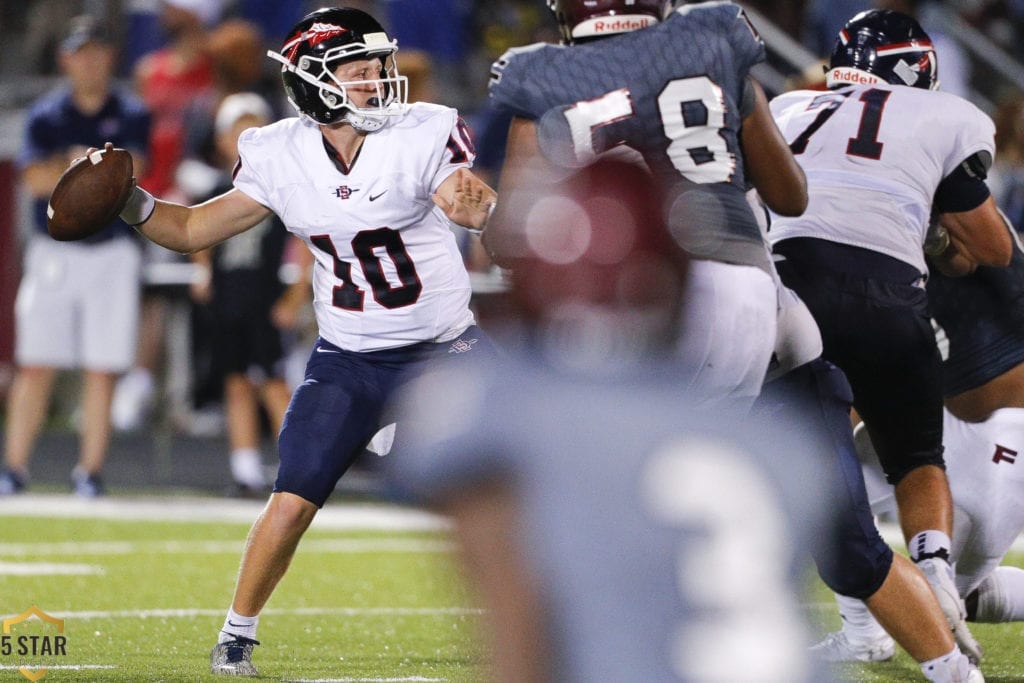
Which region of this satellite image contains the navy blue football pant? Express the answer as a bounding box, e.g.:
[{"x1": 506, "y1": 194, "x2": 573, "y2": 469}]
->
[
  {"x1": 275, "y1": 326, "x2": 498, "y2": 507},
  {"x1": 758, "y1": 358, "x2": 893, "y2": 599},
  {"x1": 774, "y1": 238, "x2": 945, "y2": 485}
]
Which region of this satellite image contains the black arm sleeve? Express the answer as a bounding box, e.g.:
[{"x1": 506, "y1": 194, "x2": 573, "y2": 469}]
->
[{"x1": 933, "y1": 151, "x2": 992, "y2": 214}]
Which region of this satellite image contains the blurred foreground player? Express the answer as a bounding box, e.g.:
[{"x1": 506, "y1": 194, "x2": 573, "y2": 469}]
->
[
  {"x1": 0, "y1": 15, "x2": 150, "y2": 497},
  {"x1": 387, "y1": 158, "x2": 842, "y2": 683}
]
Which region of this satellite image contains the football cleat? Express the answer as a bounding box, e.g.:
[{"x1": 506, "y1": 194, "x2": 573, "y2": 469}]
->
[
  {"x1": 71, "y1": 468, "x2": 105, "y2": 498},
  {"x1": 810, "y1": 630, "x2": 896, "y2": 663},
  {"x1": 210, "y1": 635, "x2": 260, "y2": 677},
  {"x1": 0, "y1": 468, "x2": 27, "y2": 496},
  {"x1": 918, "y1": 558, "x2": 984, "y2": 664},
  {"x1": 921, "y1": 649, "x2": 985, "y2": 683}
]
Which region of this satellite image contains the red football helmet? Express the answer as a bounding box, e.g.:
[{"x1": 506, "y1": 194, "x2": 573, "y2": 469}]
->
[
  {"x1": 498, "y1": 158, "x2": 690, "y2": 353},
  {"x1": 548, "y1": 0, "x2": 669, "y2": 44}
]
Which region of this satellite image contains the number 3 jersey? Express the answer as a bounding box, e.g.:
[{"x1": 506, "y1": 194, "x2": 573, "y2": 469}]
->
[
  {"x1": 768, "y1": 84, "x2": 995, "y2": 275},
  {"x1": 233, "y1": 103, "x2": 477, "y2": 352},
  {"x1": 488, "y1": 2, "x2": 771, "y2": 271}
]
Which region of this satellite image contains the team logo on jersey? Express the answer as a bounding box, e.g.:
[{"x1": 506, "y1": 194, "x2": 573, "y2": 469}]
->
[
  {"x1": 332, "y1": 186, "x2": 360, "y2": 200},
  {"x1": 448, "y1": 338, "x2": 478, "y2": 354},
  {"x1": 993, "y1": 444, "x2": 1018, "y2": 465}
]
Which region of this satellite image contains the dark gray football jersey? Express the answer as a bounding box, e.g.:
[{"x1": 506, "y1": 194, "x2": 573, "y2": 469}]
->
[{"x1": 489, "y1": 3, "x2": 770, "y2": 269}]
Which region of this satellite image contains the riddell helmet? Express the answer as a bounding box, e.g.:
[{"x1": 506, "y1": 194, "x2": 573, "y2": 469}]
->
[
  {"x1": 826, "y1": 10, "x2": 939, "y2": 90},
  {"x1": 548, "y1": 0, "x2": 667, "y2": 44},
  {"x1": 267, "y1": 7, "x2": 408, "y2": 130}
]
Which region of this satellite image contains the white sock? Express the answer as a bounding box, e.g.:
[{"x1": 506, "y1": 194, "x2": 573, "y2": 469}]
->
[
  {"x1": 219, "y1": 607, "x2": 259, "y2": 642},
  {"x1": 836, "y1": 593, "x2": 889, "y2": 642},
  {"x1": 230, "y1": 449, "x2": 265, "y2": 488},
  {"x1": 974, "y1": 566, "x2": 1024, "y2": 622},
  {"x1": 919, "y1": 645, "x2": 970, "y2": 683},
  {"x1": 909, "y1": 530, "x2": 952, "y2": 563}
]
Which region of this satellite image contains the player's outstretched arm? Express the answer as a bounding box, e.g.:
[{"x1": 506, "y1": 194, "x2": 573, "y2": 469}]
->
[
  {"x1": 432, "y1": 168, "x2": 497, "y2": 233},
  {"x1": 740, "y1": 79, "x2": 807, "y2": 217},
  {"x1": 122, "y1": 185, "x2": 272, "y2": 255}
]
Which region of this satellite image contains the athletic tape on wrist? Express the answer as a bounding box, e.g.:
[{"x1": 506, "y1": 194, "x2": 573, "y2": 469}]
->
[{"x1": 120, "y1": 185, "x2": 156, "y2": 226}]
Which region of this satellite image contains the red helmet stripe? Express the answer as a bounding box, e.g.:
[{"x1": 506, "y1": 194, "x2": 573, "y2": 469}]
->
[
  {"x1": 281, "y1": 23, "x2": 351, "y2": 63},
  {"x1": 875, "y1": 39, "x2": 933, "y2": 55}
]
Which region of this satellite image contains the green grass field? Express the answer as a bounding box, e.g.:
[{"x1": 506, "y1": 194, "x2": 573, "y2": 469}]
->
[{"x1": 1, "y1": 493, "x2": 1023, "y2": 682}]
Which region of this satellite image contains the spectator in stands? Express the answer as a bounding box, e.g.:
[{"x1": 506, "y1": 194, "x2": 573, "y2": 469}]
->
[
  {"x1": 0, "y1": 15, "x2": 150, "y2": 497},
  {"x1": 181, "y1": 18, "x2": 284, "y2": 174},
  {"x1": 112, "y1": 0, "x2": 223, "y2": 433},
  {"x1": 384, "y1": 0, "x2": 473, "y2": 109},
  {"x1": 188, "y1": 93, "x2": 310, "y2": 496},
  {"x1": 804, "y1": 0, "x2": 871, "y2": 56},
  {"x1": 990, "y1": 93, "x2": 1024, "y2": 227}
]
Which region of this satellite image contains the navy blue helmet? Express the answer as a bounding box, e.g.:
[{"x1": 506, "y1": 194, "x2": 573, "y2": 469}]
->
[
  {"x1": 267, "y1": 7, "x2": 408, "y2": 130},
  {"x1": 826, "y1": 10, "x2": 938, "y2": 91}
]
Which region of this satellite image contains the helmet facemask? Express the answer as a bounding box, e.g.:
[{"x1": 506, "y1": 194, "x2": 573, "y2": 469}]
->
[{"x1": 268, "y1": 31, "x2": 409, "y2": 131}]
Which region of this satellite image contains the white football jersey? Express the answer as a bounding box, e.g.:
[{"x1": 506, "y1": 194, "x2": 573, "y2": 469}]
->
[
  {"x1": 768, "y1": 85, "x2": 995, "y2": 274},
  {"x1": 857, "y1": 411, "x2": 1024, "y2": 598},
  {"x1": 234, "y1": 103, "x2": 477, "y2": 352}
]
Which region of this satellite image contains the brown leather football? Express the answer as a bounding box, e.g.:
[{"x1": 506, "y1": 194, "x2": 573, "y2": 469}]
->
[{"x1": 46, "y1": 143, "x2": 135, "y2": 241}]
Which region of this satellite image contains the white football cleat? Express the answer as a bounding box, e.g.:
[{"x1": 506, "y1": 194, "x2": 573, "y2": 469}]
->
[{"x1": 810, "y1": 630, "x2": 896, "y2": 663}]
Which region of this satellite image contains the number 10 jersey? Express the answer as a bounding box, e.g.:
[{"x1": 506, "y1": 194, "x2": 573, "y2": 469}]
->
[{"x1": 233, "y1": 103, "x2": 477, "y2": 352}]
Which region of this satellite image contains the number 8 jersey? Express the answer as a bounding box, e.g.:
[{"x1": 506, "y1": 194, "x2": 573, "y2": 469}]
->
[
  {"x1": 488, "y1": 2, "x2": 771, "y2": 271},
  {"x1": 768, "y1": 84, "x2": 995, "y2": 275},
  {"x1": 233, "y1": 103, "x2": 477, "y2": 352}
]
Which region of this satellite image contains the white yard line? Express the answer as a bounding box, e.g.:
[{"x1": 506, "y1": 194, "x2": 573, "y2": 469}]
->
[
  {"x1": 0, "y1": 538, "x2": 455, "y2": 557},
  {"x1": 0, "y1": 606, "x2": 483, "y2": 621},
  {"x1": 0, "y1": 494, "x2": 450, "y2": 532},
  {"x1": 0, "y1": 665, "x2": 117, "y2": 670},
  {"x1": 288, "y1": 680, "x2": 444, "y2": 682},
  {"x1": 0, "y1": 561, "x2": 104, "y2": 575}
]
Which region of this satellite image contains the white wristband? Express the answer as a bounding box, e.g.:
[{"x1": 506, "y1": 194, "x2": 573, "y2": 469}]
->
[{"x1": 120, "y1": 185, "x2": 156, "y2": 226}]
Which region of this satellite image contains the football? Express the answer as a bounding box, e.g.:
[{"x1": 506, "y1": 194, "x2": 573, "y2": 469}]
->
[{"x1": 47, "y1": 143, "x2": 135, "y2": 241}]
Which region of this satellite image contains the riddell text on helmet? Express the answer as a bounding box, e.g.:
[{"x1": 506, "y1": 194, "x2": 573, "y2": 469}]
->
[
  {"x1": 828, "y1": 68, "x2": 883, "y2": 84},
  {"x1": 592, "y1": 17, "x2": 654, "y2": 33}
]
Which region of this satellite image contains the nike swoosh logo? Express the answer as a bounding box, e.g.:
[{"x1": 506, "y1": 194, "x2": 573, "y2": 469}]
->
[
  {"x1": 369, "y1": 190, "x2": 388, "y2": 201},
  {"x1": 227, "y1": 620, "x2": 249, "y2": 627},
  {"x1": 316, "y1": 347, "x2": 339, "y2": 353}
]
